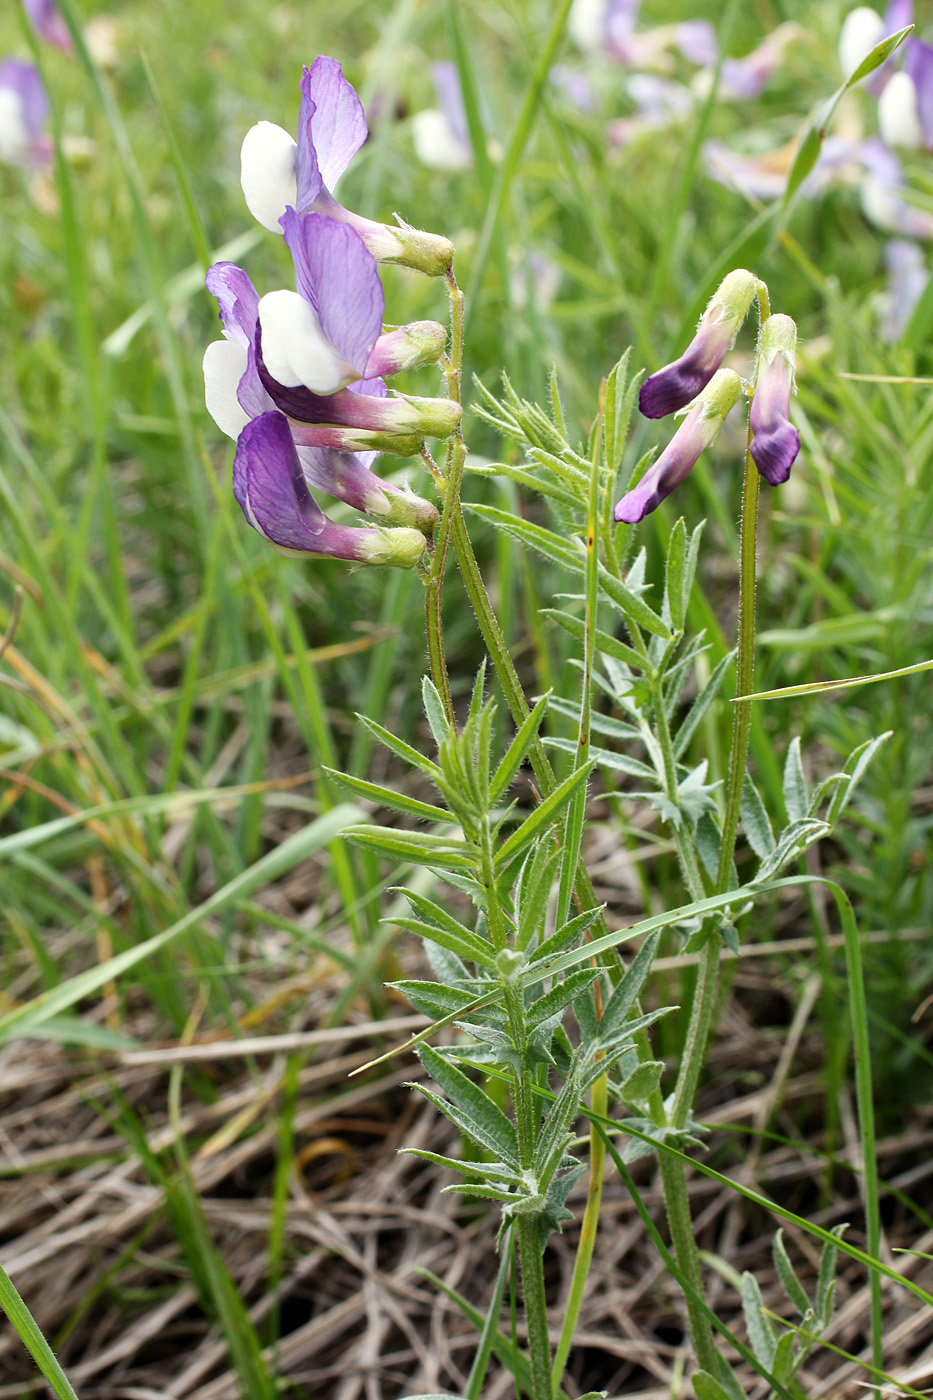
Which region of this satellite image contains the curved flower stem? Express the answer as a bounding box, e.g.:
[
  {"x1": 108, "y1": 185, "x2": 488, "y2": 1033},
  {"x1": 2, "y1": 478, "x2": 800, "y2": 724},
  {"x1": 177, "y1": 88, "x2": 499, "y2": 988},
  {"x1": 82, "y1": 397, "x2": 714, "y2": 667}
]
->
[{"x1": 656, "y1": 280, "x2": 770, "y2": 1374}]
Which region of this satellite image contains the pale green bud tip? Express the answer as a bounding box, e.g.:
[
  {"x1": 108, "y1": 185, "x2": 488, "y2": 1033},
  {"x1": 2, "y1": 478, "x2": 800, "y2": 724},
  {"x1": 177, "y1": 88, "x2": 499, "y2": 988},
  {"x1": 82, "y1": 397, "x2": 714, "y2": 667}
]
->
[
  {"x1": 360, "y1": 526, "x2": 429, "y2": 569},
  {"x1": 706, "y1": 268, "x2": 757, "y2": 330},
  {"x1": 694, "y1": 366, "x2": 744, "y2": 425},
  {"x1": 758, "y1": 312, "x2": 798, "y2": 368}
]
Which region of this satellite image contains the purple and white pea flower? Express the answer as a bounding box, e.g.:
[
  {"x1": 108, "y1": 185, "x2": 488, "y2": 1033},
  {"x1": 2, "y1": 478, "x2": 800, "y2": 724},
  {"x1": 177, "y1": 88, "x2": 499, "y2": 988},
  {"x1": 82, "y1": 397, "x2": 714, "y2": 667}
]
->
[
  {"x1": 0, "y1": 59, "x2": 50, "y2": 167},
  {"x1": 749, "y1": 315, "x2": 800, "y2": 486},
  {"x1": 240, "y1": 57, "x2": 453, "y2": 277},
  {"x1": 203, "y1": 249, "x2": 441, "y2": 540},
  {"x1": 232, "y1": 411, "x2": 429, "y2": 569},
  {"x1": 639, "y1": 268, "x2": 756, "y2": 419},
  {"x1": 615, "y1": 368, "x2": 743, "y2": 524}
]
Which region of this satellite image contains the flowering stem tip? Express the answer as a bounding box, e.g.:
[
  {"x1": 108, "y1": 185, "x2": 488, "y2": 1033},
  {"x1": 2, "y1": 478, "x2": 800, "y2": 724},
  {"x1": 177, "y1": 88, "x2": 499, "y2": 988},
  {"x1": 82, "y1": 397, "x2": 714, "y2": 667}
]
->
[{"x1": 639, "y1": 268, "x2": 757, "y2": 419}]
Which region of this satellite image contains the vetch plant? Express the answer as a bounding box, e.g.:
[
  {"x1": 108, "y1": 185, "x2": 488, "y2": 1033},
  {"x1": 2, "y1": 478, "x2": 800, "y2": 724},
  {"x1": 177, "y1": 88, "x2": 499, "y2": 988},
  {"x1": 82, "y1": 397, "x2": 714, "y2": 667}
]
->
[{"x1": 197, "y1": 51, "x2": 898, "y2": 1400}]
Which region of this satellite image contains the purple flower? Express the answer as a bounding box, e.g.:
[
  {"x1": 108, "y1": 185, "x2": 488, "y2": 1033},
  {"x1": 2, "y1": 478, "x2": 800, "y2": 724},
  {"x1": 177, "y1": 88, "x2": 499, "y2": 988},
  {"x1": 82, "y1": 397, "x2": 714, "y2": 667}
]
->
[
  {"x1": 749, "y1": 314, "x2": 800, "y2": 486},
  {"x1": 234, "y1": 411, "x2": 428, "y2": 567},
  {"x1": 0, "y1": 59, "x2": 50, "y2": 167},
  {"x1": 412, "y1": 62, "x2": 474, "y2": 171},
  {"x1": 877, "y1": 238, "x2": 928, "y2": 340},
  {"x1": 240, "y1": 57, "x2": 452, "y2": 276},
  {"x1": 639, "y1": 269, "x2": 756, "y2": 419},
  {"x1": 205, "y1": 249, "x2": 442, "y2": 532},
  {"x1": 202, "y1": 192, "x2": 456, "y2": 558},
  {"x1": 23, "y1": 0, "x2": 72, "y2": 50},
  {"x1": 616, "y1": 368, "x2": 743, "y2": 524}
]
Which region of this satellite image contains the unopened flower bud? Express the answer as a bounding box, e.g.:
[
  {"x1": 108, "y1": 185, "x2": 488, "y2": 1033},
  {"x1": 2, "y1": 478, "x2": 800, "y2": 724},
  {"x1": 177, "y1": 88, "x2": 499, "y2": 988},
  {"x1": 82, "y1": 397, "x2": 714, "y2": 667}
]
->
[
  {"x1": 617, "y1": 367, "x2": 743, "y2": 523},
  {"x1": 749, "y1": 314, "x2": 799, "y2": 486},
  {"x1": 639, "y1": 268, "x2": 757, "y2": 419},
  {"x1": 364, "y1": 321, "x2": 448, "y2": 379}
]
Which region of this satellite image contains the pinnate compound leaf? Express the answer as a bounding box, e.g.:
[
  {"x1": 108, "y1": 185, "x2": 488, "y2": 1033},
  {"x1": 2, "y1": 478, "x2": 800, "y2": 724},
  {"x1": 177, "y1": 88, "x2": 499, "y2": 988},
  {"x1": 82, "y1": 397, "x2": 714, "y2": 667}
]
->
[
  {"x1": 526, "y1": 968, "x2": 601, "y2": 1031},
  {"x1": 418, "y1": 1044, "x2": 520, "y2": 1166},
  {"x1": 598, "y1": 562, "x2": 672, "y2": 640}
]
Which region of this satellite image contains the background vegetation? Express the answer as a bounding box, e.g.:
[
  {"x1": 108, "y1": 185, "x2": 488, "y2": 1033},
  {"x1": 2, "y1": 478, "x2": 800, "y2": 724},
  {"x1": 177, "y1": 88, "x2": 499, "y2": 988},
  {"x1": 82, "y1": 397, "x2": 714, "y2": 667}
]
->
[{"x1": 0, "y1": 0, "x2": 931, "y2": 1395}]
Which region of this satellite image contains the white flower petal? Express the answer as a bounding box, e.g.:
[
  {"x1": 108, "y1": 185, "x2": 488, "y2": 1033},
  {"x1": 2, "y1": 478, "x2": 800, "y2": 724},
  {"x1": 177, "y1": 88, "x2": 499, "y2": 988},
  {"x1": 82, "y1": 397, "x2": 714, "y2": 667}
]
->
[
  {"x1": 203, "y1": 339, "x2": 250, "y2": 439},
  {"x1": 569, "y1": 0, "x2": 608, "y2": 52},
  {"x1": 879, "y1": 71, "x2": 923, "y2": 149},
  {"x1": 240, "y1": 121, "x2": 298, "y2": 233},
  {"x1": 838, "y1": 6, "x2": 885, "y2": 79},
  {"x1": 411, "y1": 109, "x2": 472, "y2": 171},
  {"x1": 258, "y1": 289, "x2": 357, "y2": 395},
  {"x1": 0, "y1": 88, "x2": 29, "y2": 164}
]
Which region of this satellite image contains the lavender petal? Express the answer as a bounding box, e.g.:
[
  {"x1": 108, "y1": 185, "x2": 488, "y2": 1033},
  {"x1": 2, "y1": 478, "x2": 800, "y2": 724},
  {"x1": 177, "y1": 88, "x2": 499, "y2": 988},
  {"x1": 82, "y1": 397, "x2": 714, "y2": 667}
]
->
[
  {"x1": 296, "y1": 57, "x2": 368, "y2": 211},
  {"x1": 280, "y1": 208, "x2": 383, "y2": 378}
]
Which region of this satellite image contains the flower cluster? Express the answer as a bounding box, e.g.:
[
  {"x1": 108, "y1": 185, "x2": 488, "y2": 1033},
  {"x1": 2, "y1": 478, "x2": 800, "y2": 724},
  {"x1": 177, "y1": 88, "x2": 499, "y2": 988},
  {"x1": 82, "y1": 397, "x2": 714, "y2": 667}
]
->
[
  {"x1": 615, "y1": 271, "x2": 800, "y2": 524},
  {"x1": 205, "y1": 58, "x2": 461, "y2": 569}
]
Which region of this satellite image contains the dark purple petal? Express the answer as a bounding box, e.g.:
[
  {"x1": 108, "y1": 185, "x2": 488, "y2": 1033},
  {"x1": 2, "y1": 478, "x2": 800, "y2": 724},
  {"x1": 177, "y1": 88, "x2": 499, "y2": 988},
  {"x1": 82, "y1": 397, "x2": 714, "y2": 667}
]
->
[
  {"x1": 280, "y1": 208, "x2": 383, "y2": 378},
  {"x1": 749, "y1": 419, "x2": 800, "y2": 485},
  {"x1": 296, "y1": 57, "x2": 368, "y2": 211},
  {"x1": 905, "y1": 39, "x2": 933, "y2": 149},
  {"x1": 615, "y1": 410, "x2": 712, "y2": 523},
  {"x1": 0, "y1": 59, "x2": 47, "y2": 145},
  {"x1": 257, "y1": 326, "x2": 391, "y2": 425},
  {"x1": 749, "y1": 351, "x2": 799, "y2": 486},
  {"x1": 205, "y1": 262, "x2": 260, "y2": 347},
  {"x1": 234, "y1": 410, "x2": 328, "y2": 550},
  {"x1": 639, "y1": 318, "x2": 733, "y2": 419}
]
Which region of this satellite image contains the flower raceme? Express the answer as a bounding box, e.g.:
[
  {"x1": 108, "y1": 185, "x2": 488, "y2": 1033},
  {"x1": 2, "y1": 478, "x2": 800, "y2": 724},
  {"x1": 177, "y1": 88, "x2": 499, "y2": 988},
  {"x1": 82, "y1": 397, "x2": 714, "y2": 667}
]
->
[
  {"x1": 615, "y1": 278, "x2": 800, "y2": 525},
  {"x1": 240, "y1": 56, "x2": 453, "y2": 276},
  {"x1": 638, "y1": 269, "x2": 757, "y2": 419},
  {"x1": 203, "y1": 208, "x2": 454, "y2": 565}
]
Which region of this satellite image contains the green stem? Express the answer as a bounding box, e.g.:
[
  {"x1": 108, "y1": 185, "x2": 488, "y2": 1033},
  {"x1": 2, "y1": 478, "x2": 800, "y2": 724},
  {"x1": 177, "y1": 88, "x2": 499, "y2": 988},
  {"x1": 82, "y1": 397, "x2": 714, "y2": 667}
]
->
[
  {"x1": 551, "y1": 1073, "x2": 607, "y2": 1391},
  {"x1": 465, "y1": 1225, "x2": 516, "y2": 1400},
  {"x1": 653, "y1": 280, "x2": 770, "y2": 1372},
  {"x1": 422, "y1": 269, "x2": 468, "y2": 728}
]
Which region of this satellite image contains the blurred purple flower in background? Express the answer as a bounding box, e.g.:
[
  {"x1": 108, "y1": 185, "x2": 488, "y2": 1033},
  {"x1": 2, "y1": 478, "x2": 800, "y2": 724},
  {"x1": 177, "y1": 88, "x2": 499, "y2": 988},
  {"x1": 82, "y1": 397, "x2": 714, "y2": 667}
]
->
[
  {"x1": 23, "y1": 0, "x2": 72, "y2": 51},
  {"x1": 240, "y1": 57, "x2": 452, "y2": 275},
  {"x1": 877, "y1": 237, "x2": 929, "y2": 338},
  {"x1": 411, "y1": 62, "x2": 473, "y2": 171},
  {"x1": 0, "y1": 59, "x2": 50, "y2": 167}
]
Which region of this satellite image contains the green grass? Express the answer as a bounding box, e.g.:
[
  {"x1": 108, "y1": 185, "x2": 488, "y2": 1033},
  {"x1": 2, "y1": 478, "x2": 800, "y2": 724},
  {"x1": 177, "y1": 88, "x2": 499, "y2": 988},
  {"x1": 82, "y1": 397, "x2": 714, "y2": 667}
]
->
[{"x1": 1, "y1": 0, "x2": 932, "y2": 1393}]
